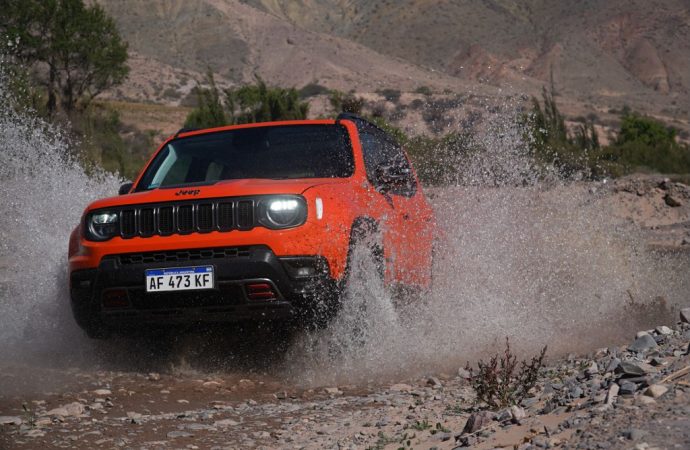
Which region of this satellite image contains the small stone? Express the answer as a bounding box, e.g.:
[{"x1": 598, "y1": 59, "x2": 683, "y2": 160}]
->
[
  {"x1": 389, "y1": 383, "x2": 413, "y2": 392},
  {"x1": 126, "y1": 412, "x2": 142, "y2": 420},
  {"x1": 635, "y1": 395, "x2": 656, "y2": 406},
  {"x1": 644, "y1": 384, "x2": 668, "y2": 398},
  {"x1": 93, "y1": 389, "x2": 111, "y2": 396},
  {"x1": 628, "y1": 335, "x2": 658, "y2": 353},
  {"x1": 616, "y1": 361, "x2": 655, "y2": 377},
  {"x1": 167, "y1": 431, "x2": 193, "y2": 438},
  {"x1": 202, "y1": 381, "x2": 221, "y2": 388},
  {"x1": 324, "y1": 387, "x2": 342, "y2": 395},
  {"x1": 457, "y1": 368, "x2": 471, "y2": 379},
  {"x1": 585, "y1": 361, "x2": 599, "y2": 377},
  {"x1": 458, "y1": 434, "x2": 477, "y2": 447},
  {"x1": 655, "y1": 326, "x2": 673, "y2": 336},
  {"x1": 622, "y1": 428, "x2": 648, "y2": 441},
  {"x1": 605, "y1": 383, "x2": 620, "y2": 405},
  {"x1": 177, "y1": 399, "x2": 190, "y2": 404},
  {"x1": 461, "y1": 411, "x2": 495, "y2": 434},
  {"x1": 0, "y1": 416, "x2": 22, "y2": 425},
  {"x1": 510, "y1": 405, "x2": 526, "y2": 423},
  {"x1": 619, "y1": 381, "x2": 637, "y2": 395},
  {"x1": 659, "y1": 178, "x2": 672, "y2": 190},
  {"x1": 214, "y1": 418, "x2": 239, "y2": 428},
  {"x1": 147, "y1": 372, "x2": 161, "y2": 381},
  {"x1": 680, "y1": 308, "x2": 690, "y2": 324},
  {"x1": 605, "y1": 358, "x2": 620, "y2": 373},
  {"x1": 274, "y1": 391, "x2": 287, "y2": 400},
  {"x1": 664, "y1": 193, "x2": 681, "y2": 207},
  {"x1": 426, "y1": 377, "x2": 442, "y2": 388},
  {"x1": 46, "y1": 402, "x2": 84, "y2": 417}
]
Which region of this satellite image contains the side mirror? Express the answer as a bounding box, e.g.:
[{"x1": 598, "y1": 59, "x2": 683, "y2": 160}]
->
[{"x1": 118, "y1": 182, "x2": 134, "y2": 195}]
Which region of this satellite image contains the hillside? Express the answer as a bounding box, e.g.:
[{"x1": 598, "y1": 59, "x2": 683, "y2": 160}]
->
[{"x1": 95, "y1": 0, "x2": 689, "y2": 138}]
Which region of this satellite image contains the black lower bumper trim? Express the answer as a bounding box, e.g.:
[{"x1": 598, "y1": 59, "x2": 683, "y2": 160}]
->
[{"x1": 70, "y1": 245, "x2": 337, "y2": 334}]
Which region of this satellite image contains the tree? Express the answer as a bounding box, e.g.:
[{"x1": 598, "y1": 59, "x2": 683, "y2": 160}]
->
[
  {"x1": 184, "y1": 72, "x2": 226, "y2": 129},
  {"x1": 226, "y1": 77, "x2": 308, "y2": 124},
  {"x1": 0, "y1": 0, "x2": 129, "y2": 114}
]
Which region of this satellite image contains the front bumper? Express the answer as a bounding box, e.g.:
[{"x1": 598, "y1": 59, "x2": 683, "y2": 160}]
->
[{"x1": 69, "y1": 245, "x2": 337, "y2": 333}]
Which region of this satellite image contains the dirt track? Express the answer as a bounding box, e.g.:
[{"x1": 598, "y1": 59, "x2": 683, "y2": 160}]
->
[{"x1": 1, "y1": 176, "x2": 690, "y2": 449}]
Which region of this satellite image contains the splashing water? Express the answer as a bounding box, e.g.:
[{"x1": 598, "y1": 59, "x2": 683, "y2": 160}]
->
[
  {"x1": 0, "y1": 80, "x2": 687, "y2": 386},
  {"x1": 0, "y1": 77, "x2": 121, "y2": 364}
]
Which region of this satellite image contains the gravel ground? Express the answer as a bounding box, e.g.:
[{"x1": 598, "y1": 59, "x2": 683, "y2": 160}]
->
[{"x1": 1, "y1": 311, "x2": 689, "y2": 450}]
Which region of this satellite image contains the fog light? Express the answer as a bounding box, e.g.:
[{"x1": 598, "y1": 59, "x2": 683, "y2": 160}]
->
[
  {"x1": 102, "y1": 289, "x2": 130, "y2": 308},
  {"x1": 280, "y1": 257, "x2": 328, "y2": 280}
]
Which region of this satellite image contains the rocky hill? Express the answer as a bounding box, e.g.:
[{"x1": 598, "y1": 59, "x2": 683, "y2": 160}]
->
[{"x1": 97, "y1": 0, "x2": 689, "y2": 135}]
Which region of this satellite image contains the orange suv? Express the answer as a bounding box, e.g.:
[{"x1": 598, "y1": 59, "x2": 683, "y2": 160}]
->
[{"x1": 68, "y1": 114, "x2": 435, "y2": 338}]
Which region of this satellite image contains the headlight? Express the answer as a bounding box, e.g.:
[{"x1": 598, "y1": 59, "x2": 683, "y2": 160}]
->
[
  {"x1": 86, "y1": 211, "x2": 119, "y2": 241},
  {"x1": 257, "y1": 195, "x2": 307, "y2": 229}
]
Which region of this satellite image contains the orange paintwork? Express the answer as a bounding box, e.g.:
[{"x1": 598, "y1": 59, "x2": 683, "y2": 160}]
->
[{"x1": 69, "y1": 119, "x2": 436, "y2": 287}]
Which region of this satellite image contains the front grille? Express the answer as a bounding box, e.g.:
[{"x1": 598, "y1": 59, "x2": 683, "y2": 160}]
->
[
  {"x1": 118, "y1": 246, "x2": 252, "y2": 265},
  {"x1": 117, "y1": 198, "x2": 255, "y2": 238}
]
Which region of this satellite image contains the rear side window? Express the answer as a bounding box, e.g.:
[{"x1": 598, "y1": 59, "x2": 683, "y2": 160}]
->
[
  {"x1": 137, "y1": 124, "x2": 354, "y2": 191},
  {"x1": 357, "y1": 124, "x2": 417, "y2": 197}
]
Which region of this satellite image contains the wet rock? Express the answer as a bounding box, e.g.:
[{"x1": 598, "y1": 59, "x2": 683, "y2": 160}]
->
[
  {"x1": 644, "y1": 384, "x2": 668, "y2": 398},
  {"x1": 93, "y1": 389, "x2": 111, "y2": 396},
  {"x1": 461, "y1": 411, "x2": 495, "y2": 434},
  {"x1": 0, "y1": 416, "x2": 22, "y2": 425},
  {"x1": 324, "y1": 387, "x2": 343, "y2": 395},
  {"x1": 659, "y1": 178, "x2": 672, "y2": 190},
  {"x1": 628, "y1": 335, "x2": 658, "y2": 353},
  {"x1": 635, "y1": 395, "x2": 656, "y2": 406},
  {"x1": 585, "y1": 362, "x2": 599, "y2": 377},
  {"x1": 147, "y1": 372, "x2": 161, "y2": 381}
]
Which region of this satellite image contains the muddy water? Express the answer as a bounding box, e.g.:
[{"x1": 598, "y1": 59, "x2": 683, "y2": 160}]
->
[{"x1": 1, "y1": 82, "x2": 688, "y2": 398}]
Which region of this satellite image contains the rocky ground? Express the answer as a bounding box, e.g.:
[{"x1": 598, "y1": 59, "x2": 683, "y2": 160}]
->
[{"x1": 1, "y1": 309, "x2": 689, "y2": 450}]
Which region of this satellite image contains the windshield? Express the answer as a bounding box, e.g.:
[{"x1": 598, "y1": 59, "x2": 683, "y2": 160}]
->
[{"x1": 136, "y1": 124, "x2": 354, "y2": 191}]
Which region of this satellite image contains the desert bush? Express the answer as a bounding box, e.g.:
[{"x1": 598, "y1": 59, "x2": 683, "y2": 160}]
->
[
  {"x1": 465, "y1": 338, "x2": 547, "y2": 409},
  {"x1": 376, "y1": 88, "x2": 401, "y2": 103},
  {"x1": 415, "y1": 86, "x2": 433, "y2": 96},
  {"x1": 329, "y1": 89, "x2": 365, "y2": 115}
]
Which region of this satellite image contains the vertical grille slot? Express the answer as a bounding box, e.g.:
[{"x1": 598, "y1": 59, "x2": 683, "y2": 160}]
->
[
  {"x1": 158, "y1": 206, "x2": 174, "y2": 234},
  {"x1": 197, "y1": 203, "x2": 214, "y2": 232},
  {"x1": 217, "y1": 202, "x2": 233, "y2": 230},
  {"x1": 177, "y1": 205, "x2": 194, "y2": 233},
  {"x1": 237, "y1": 201, "x2": 253, "y2": 229},
  {"x1": 121, "y1": 210, "x2": 136, "y2": 237},
  {"x1": 139, "y1": 208, "x2": 154, "y2": 236}
]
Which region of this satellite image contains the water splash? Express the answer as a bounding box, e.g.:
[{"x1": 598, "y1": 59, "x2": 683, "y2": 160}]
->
[
  {"x1": 0, "y1": 78, "x2": 686, "y2": 387},
  {"x1": 0, "y1": 74, "x2": 121, "y2": 363}
]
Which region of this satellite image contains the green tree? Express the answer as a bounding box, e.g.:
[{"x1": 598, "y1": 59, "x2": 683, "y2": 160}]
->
[
  {"x1": 602, "y1": 112, "x2": 690, "y2": 174},
  {"x1": 184, "y1": 72, "x2": 227, "y2": 129},
  {"x1": 226, "y1": 77, "x2": 308, "y2": 124},
  {"x1": 0, "y1": 0, "x2": 128, "y2": 114}
]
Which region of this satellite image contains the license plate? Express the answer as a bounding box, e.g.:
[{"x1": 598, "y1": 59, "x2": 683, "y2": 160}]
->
[{"x1": 145, "y1": 266, "x2": 214, "y2": 292}]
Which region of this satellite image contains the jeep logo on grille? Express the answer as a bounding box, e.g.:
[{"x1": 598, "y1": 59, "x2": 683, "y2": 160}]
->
[{"x1": 175, "y1": 189, "x2": 201, "y2": 196}]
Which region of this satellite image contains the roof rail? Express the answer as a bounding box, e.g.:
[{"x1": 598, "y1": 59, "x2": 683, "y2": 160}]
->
[
  {"x1": 335, "y1": 112, "x2": 387, "y2": 133},
  {"x1": 174, "y1": 127, "x2": 199, "y2": 138}
]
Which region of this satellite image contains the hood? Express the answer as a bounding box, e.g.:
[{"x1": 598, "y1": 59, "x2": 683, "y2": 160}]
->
[{"x1": 86, "y1": 178, "x2": 348, "y2": 211}]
